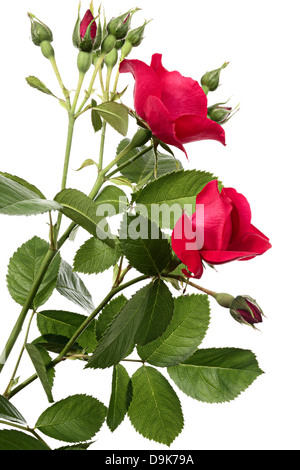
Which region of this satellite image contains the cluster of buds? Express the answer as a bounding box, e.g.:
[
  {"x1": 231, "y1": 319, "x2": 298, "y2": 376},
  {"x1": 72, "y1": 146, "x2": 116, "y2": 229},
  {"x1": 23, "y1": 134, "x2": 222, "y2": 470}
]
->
[
  {"x1": 214, "y1": 293, "x2": 264, "y2": 329},
  {"x1": 29, "y1": 4, "x2": 149, "y2": 73}
]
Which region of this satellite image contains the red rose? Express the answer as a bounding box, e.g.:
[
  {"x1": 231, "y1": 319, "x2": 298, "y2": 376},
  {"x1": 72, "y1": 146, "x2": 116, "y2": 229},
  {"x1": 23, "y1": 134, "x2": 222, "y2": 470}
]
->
[
  {"x1": 80, "y1": 9, "x2": 97, "y2": 40},
  {"x1": 119, "y1": 54, "x2": 225, "y2": 156},
  {"x1": 171, "y1": 180, "x2": 271, "y2": 278}
]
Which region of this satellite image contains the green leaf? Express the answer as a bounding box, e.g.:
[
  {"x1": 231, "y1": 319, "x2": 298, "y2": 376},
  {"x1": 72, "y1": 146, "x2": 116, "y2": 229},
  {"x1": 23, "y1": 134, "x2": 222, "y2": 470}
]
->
[
  {"x1": 95, "y1": 295, "x2": 128, "y2": 342},
  {"x1": 0, "y1": 430, "x2": 49, "y2": 450},
  {"x1": 116, "y1": 139, "x2": 182, "y2": 185},
  {"x1": 94, "y1": 185, "x2": 128, "y2": 214},
  {"x1": 93, "y1": 102, "x2": 128, "y2": 136},
  {"x1": 133, "y1": 169, "x2": 219, "y2": 229},
  {"x1": 168, "y1": 348, "x2": 264, "y2": 404},
  {"x1": 56, "y1": 441, "x2": 94, "y2": 450},
  {"x1": 86, "y1": 284, "x2": 153, "y2": 370},
  {"x1": 135, "y1": 279, "x2": 174, "y2": 345},
  {"x1": 32, "y1": 334, "x2": 82, "y2": 355},
  {"x1": 35, "y1": 394, "x2": 107, "y2": 443},
  {"x1": 7, "y1": 237, "x2": 61, "y2": 309},
  {"x1": 37, "y1": 310, "x2": 97, "y2": 353},
  {"x1": 137, "y1": 294, "x2": 210, "y2": 367},
  {"x1": 75, "y1": 159, "x2": 98, "y2": 172},
  {"x1": 0, "y1": 174, "x2": 62, "y2": 216},
  {"x1": 119, "y1": 214, "x2": 172, "y2": 276},
  {"x1": 0, "y1": 172, "x2": 45, "y2": 198},
  {"x1": 56, "y1": 259, "x2": 95, "y2": 313},
  {"x1": 25, "y1": 343, "x2": 54, "y2": 403},
  {"x1": 26, "y1": 76, "x2": 56, "y2": 97},
  {"x1": 107, "y1": 364, "x2": 132, "y2": 432},
  {"x1": 91, "y1": 99, "x2": 102, "y2": 132},
  {"x1": 73, "y1": 237, "x2": 121, "y2": 275},
  {"x1": 128, "y1": 366, "x2": 184, "y2": 446},
  {"x1": 54, "y1": 188, "x2": 115, "y2": 248},
  {"x1": 0, "y1": 396, "x2": 26, "y2": 425}
]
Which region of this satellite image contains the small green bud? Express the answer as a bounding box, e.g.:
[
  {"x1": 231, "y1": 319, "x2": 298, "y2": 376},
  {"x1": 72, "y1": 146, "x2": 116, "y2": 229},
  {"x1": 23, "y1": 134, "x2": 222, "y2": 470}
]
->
[
  {"x1": 40, "y1": 40, "x2": 55, "y2": 59},
  {"x1": 120, "y1": 21, "x2": 150, "y2": 59},
  {"x1": 104, "y1": 48, "x2": 118, "y2": 68},
  {"x1": 201, "y1": 62, "x2": 229, "y2": 92},
  {"x1": 77, "y1": 51, "x2": 93, "y2": 74},
  {"x1": 28, "y1": 13, "x2": 53, "y2": 47},
  {"x1": 107, "y1": 10, "x2": 136, "y2": 40},
  {"x1": 101, "y1": 34, "x2": 117, "y2": 54}
]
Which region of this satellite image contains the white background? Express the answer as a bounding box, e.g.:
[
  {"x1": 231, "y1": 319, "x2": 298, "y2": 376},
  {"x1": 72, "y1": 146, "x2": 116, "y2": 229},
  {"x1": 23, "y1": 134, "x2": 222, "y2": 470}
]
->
[{"x1": 0, "y1": 0, "x2": 299, "y2": 451}]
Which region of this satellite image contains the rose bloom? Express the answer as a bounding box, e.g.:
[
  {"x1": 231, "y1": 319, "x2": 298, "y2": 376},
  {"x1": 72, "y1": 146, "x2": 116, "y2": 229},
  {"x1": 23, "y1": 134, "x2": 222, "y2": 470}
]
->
[
  {"x1": 171, "y1": 180, "x2": 271, "y2": 278},
  {"x1": 119, "y1": 54, "x2": 225, "y2": 156}
]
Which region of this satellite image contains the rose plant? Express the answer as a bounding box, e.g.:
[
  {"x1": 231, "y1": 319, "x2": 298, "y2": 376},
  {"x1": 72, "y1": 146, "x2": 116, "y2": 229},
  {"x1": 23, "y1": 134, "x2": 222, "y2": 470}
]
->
[{"x1": 0, "y1": 4, "x2": 271, "y2": 450}]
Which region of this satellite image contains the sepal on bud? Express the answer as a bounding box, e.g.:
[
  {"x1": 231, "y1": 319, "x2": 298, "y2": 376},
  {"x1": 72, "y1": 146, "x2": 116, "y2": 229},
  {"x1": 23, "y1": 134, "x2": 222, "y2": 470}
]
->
[{"x1": 201, "y1": 62, "x2": 229, "y2": 93}]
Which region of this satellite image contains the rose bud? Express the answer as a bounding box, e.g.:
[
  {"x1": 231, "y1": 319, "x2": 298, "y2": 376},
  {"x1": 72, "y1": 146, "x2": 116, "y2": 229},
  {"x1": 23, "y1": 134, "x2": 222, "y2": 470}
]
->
[
  {"x1": 171, "y1": 180, "x2": 271, "y2": 279},
  {"x1": 207, "y1": 104, "x2": 233, "y2": 124},
  {"x1": 28, "y1": 13, "x2": 53, "y2": 47},
  {"x1": 121, "y1": 21, "x2": 151, "y2": 59},
  {"x1": 107, "y1": 9, "x2": 139, "y2": 40},
  {"x1": 201, "y1": 62, "x2": 229, "y2": 93},
  {"x1": 230, "y1": 295, "x2": 264, "y2": 328},
  {"x1": 120, "y1": 54, "x2": 226, "y2": 156},
  {"x1": 73, "y1": 8, "x2": 101, "y2": 52}
]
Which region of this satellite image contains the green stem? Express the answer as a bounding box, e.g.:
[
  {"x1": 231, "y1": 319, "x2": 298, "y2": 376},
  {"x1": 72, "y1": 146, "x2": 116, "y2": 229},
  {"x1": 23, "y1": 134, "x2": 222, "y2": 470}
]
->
[
  {"x1": 3, "y1": 310, "x2": 36, "y2": 398},
  {"x1": 76, "y1": 53, "x2": 106, "y2": 115},
  {"x1": 55, "y1": 114, "x2": 75, "y2": 237},
  {"x1": 49, "y1": 56, "x2": 70, "y2": 108},
  {"x1": 164, "y1": 273, "x2": 217, "y2": 298},
  {"x1": 8, "y1": 275, "x2": 149, "y2": 399},
  {"x1": 71, "y1": 71, "x2": 85, "y2": 115},
  {"x1": 98, "y1": 121, "x2": 107, "y2": 171}
]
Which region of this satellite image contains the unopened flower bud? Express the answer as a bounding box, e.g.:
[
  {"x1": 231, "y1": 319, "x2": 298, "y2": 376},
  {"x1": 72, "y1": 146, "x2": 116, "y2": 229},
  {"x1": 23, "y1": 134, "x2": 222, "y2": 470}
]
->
[
  {"x1": 201, "y1": 62, "x2": 229, "y2": 92},
  {"x1": 28, "y1": 13, "x2": 53, "y2": 47},
  {"x1": 73, "y1": 8, "x2": 100, "y2": 52},
  {"x1": 121, "y1": 21, "x2": 150, "y2": 59},
  {"x1": 208, "y1": 104, "x2": 233, "y2": 124},
  {"x1": 230, "y1": 295, "x2": 264, "y2": 328},
  {"x1": 107, "y1": 9, "x2": 139, "y2": 40}
]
